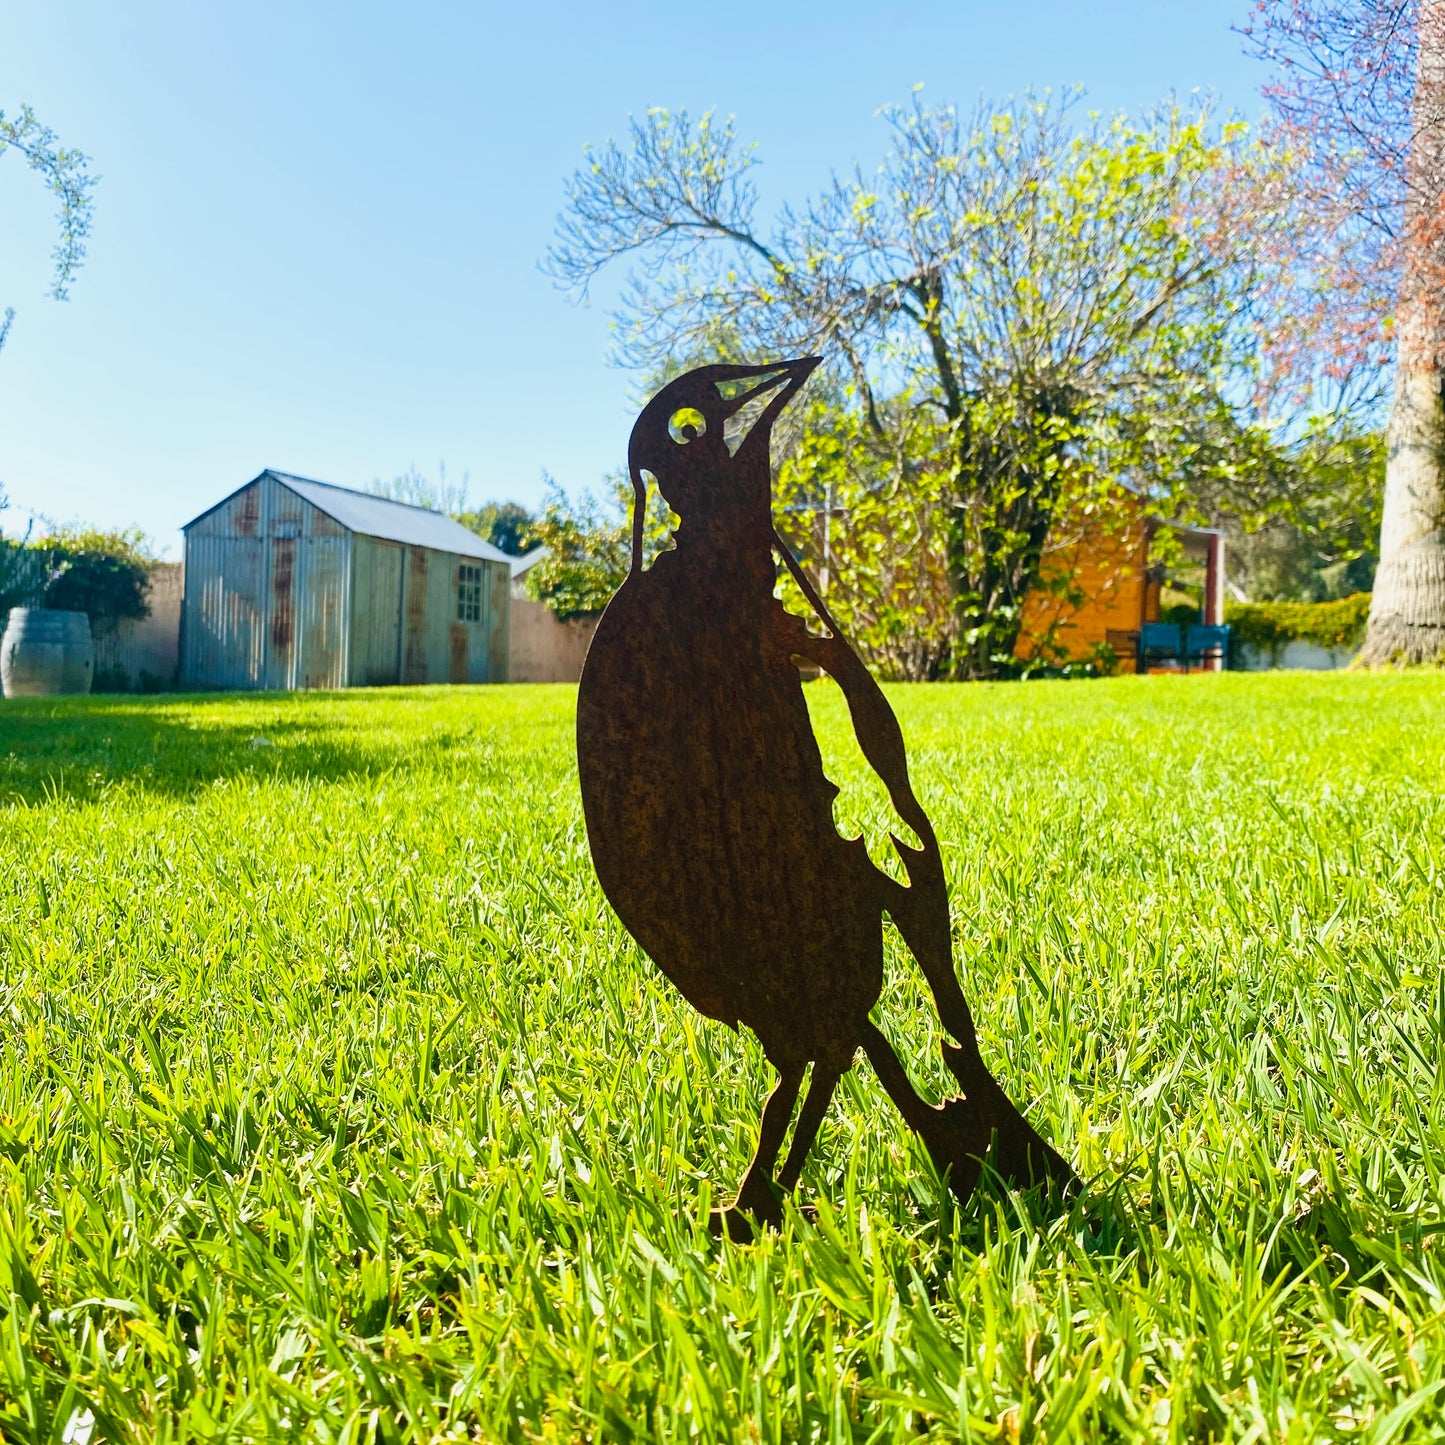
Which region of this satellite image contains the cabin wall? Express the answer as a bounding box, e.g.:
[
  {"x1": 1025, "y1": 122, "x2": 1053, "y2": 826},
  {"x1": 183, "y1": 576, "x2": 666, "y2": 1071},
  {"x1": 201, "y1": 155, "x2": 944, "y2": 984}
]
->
[
  {"x1": 182, "y1": 474, "x2": 350, "y2": 690},
  {"x1": 184, "y1": 475, "x2": 511, "y2": 690},
  {"x1": 1016, "y1": 503, "x2": 1151, "y2": 673}
]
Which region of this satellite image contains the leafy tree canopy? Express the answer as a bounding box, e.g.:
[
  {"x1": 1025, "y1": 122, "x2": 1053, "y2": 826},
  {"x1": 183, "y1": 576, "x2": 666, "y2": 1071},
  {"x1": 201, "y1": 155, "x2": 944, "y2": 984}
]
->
[
  {"x1": 549, "y1": 92, "x2": 1335, "y2": 677},
  {"x1": 524, "y1": 477, "x2": 673, "y2": 621},
  {"x1": 40, "y1": 526, "x2": 154, "y2": 632},
  {"x1": 455, "y1": 501, "x2": 536, "y2": 556}
]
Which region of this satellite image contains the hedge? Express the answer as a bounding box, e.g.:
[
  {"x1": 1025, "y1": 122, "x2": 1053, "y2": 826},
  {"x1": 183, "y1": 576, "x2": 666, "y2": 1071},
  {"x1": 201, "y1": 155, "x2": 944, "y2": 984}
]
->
[{"x1": 1225, "y1": 592, "x2": 1371, "y2": 656}]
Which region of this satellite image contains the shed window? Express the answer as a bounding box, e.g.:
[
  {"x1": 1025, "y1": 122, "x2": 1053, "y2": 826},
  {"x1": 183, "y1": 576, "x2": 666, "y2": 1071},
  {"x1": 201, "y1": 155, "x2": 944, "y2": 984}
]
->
[{"x1": 457, "y1": 564, "x2": 483, "y2": 622}]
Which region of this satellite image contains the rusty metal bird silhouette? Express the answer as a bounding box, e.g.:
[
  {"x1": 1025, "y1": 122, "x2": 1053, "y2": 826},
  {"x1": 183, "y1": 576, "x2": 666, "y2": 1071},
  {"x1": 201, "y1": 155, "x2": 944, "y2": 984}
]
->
[{"x1": 576, "y1": 358, "x2": 1078, "y2": 1236}]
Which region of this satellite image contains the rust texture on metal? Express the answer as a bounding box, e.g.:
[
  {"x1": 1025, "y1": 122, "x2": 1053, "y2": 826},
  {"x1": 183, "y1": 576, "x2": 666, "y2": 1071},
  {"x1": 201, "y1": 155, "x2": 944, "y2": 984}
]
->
[
  {"x1": 576, "y1": 359, "x2": 1078, "y2": 1236},
  {"x1": 182, "y1": 472, "x2": 509, "y2": 691}
]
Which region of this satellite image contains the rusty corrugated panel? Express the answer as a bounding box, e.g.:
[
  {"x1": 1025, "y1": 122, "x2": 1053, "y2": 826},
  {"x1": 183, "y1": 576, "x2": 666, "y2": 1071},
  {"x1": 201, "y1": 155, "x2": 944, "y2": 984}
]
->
[
  {"x1": 348, "y1": 537, "x2": 404, "y2": 686},
  {"x1": 182, "y1": 531, "x2": 266, "y2": 688},
  {"x1": 487, "y1": 559, "x2": 509, "y2": 682},
  {"x1": 267, "y1": 536, "x2": 297, "y2": 688},
  {"x1": 429, "y1": 550, "x2": 462, "y2": 684},
  {"x1": 261, "y1": 476, "x2": 306, "y2": 689},
  {"x1": 298, "y1": 533, "x2": 348, "y2": 689},
  {"x1": 402, "y1": 546, "x2": 430, "y2": 684},
  {"x1": 448, "y1": 621, "x2": 468, "y2": 683}
]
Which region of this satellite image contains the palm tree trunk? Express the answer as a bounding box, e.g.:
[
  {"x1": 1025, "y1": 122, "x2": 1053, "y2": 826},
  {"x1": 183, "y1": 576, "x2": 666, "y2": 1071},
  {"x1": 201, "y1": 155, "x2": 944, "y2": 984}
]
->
[{"x1": 1361, "y1": 0, "x2": 1445, "y2": 664}]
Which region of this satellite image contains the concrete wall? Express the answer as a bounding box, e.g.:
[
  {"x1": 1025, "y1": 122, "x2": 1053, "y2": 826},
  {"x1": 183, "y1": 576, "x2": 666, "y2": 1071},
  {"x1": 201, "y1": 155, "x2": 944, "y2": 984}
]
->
[
  {"x1": 93, "y1": 562, "x2": 184, "y2": 691},
  {"x1": 509, "y1": 598, "x2": 596, "y2": 683},
  {"x1": 1235, "y1": 640, "x2": 1357, "y2": 671}
]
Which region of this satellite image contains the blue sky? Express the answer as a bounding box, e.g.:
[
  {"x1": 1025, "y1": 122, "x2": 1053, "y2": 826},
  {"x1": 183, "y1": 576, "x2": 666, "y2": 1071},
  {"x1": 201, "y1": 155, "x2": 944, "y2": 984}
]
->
[{"x1": 2, "y1": 1, "x2": 1269, "y2": 556}]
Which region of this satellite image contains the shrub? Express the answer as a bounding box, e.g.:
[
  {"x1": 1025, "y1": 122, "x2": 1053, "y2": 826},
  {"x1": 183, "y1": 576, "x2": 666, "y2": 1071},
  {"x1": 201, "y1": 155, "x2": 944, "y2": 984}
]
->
[
  {"x1": 1225, "y1": 592, "x2": 1371, "y2": 659},
  {"x1": 41, "y1": 527, "x2": 153, "y2": 633}
]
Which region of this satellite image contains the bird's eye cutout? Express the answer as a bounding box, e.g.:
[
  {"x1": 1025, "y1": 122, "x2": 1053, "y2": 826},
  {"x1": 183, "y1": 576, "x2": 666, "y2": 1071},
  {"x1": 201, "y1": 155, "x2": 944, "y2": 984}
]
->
[{"x1": 668, "y1": 407, "x2": 707, "y2": 445}]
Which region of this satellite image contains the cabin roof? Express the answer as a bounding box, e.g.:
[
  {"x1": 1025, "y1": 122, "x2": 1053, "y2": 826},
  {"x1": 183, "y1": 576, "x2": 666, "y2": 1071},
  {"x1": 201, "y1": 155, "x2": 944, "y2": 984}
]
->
[{"x1": 183, "y1": 470, "x2": 513, "y2": 563}]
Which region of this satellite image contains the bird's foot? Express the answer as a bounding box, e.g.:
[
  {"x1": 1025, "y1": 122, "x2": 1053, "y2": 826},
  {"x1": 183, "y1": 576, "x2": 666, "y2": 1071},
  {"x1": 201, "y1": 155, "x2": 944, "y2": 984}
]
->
[
  {"x1": 939, "y1": 1046, "x2": 1080, "y2": 1199},
  {"x1": 709, "y1": 1171, "x2": 783, "y2": 1241},
  {"x1": 709, "y1": 1206, "x2": 758, "y2": 1243}
]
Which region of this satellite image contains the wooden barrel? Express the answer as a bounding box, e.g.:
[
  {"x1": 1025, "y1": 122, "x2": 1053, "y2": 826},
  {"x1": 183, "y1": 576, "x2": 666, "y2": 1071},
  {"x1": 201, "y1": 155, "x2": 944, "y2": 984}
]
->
[{"x1": 0, "y1": 609, "x2": 94, "y2": 697}]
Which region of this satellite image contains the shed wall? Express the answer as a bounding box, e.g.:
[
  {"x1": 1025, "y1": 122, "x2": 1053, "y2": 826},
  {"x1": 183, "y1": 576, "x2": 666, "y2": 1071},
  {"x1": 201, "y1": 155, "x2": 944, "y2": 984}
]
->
[
  {"x1": 397, "y1": 546, "x2": 507, "y2": 685},
  {"x1": 184, "y1": 475, "x2": 510, "y2": 690},
  {"x1": 182, "y1": 474, "x2": 350, "y2": 690},
  {"x1": 348, "y1": 537, "x2": 404, "y2": 686}
]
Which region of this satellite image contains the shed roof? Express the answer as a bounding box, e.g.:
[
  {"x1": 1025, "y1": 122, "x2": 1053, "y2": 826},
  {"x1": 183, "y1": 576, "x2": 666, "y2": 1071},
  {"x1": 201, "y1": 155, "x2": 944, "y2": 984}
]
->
[
  {"x1": 509, "y1": 544, "x2": 548, "y2": 578},
  {"x1": 183, "y1": 470, "x2": 513, "y2": 563}
]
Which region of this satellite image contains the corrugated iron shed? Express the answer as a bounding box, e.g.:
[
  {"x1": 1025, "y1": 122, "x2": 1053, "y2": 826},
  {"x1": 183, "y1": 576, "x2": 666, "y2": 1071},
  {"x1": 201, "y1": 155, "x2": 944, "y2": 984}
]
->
[{"x1": 180, "y1": 470, "x2": 511, "y2": 692}]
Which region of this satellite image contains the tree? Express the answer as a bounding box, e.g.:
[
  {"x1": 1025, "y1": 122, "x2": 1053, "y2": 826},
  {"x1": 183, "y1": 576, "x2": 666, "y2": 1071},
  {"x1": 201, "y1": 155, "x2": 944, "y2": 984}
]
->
[
  {"x1": 368, "y1": 462, "x2": 472, "y2": 517},
  {"x1": 1244, "y1": 1, "x2": 1445, "y2": 662},
  {"x1": 548, "y1": 94, "x2": 1306, "y2": 678},
  {"x1": 524, "y1": 477, "x2": 673, "y2": 620},
  {"x1": 0, "y1": 104, "x2": 96, "y2": 354},
  {"x1": 455, "y1": 500, "x2": 536, "y2": 555},
  {"x1": 367, "y1": 464, "x2": 536, "y2": 553},
  {"x1": 40, "y1": 526, "x2": 153, "y2": 632}
]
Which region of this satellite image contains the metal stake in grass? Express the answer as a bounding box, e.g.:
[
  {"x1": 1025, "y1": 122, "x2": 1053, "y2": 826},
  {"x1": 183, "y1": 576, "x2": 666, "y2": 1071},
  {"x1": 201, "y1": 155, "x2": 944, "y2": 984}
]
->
[{"x1": 576, "y1": 358, "x2": 1079, "y2": 1236}]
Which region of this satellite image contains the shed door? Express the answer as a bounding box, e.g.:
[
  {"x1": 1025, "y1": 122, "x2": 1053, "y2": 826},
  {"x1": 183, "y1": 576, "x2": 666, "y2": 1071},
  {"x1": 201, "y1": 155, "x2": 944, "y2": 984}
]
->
[{"x1": 354, "y1": 540, "x2": 403, "y2": 686}]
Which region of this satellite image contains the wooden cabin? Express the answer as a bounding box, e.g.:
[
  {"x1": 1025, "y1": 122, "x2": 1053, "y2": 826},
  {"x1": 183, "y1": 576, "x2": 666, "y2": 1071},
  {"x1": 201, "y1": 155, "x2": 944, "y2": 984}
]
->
[{"x1": 1015, "y1": 494, "x2": 1224, "y2": 673}]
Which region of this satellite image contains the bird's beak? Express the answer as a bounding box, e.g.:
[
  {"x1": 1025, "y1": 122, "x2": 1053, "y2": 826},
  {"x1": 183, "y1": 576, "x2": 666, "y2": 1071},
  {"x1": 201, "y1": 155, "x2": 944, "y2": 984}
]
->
[{"x1": 714, "y1": 356, "x2": 822, "y2": 456}]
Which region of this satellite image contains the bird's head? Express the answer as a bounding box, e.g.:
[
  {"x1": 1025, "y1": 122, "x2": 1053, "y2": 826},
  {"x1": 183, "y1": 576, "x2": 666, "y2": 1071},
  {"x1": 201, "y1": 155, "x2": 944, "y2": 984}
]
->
[{"x1": 627, "y1": 357, "x2": 821, "y2": 562}]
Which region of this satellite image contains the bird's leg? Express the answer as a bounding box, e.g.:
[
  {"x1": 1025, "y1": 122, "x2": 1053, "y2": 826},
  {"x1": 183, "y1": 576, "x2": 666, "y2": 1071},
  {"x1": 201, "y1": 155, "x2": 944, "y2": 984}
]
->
[
  {"x1": 860, "y1": 1019, "x2": 986, "y2": 1203},
  {"x1": 713, "y1": 1062, "x2": 805, "y2": 1240},
  {"x1": 776, "y1": 1065, "x2": 843, "y2": 1195}
]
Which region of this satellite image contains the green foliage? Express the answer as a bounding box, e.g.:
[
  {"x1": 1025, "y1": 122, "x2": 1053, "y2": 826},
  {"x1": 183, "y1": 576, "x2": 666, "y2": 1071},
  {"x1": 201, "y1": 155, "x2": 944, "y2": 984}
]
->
[
  {"x1": 1, "y1": 676, "x2": 1445, "y2": 1435},
  {"x1": 0, "y1": 103, "x2": 96, "y2": 353},
  {"x1": 551, "y1": 93, "x2": 1323, "y2": 678},
  {"x1": 524, "y1": 477, "x2": 672, "y2": 620},
  {"x1": 40, "y1": 527, "x2": 154, "y2": 631},
  {"x1": 774, "y1": 389, "x2": 954, "y2": 680},
  {"x1": 1222, "y1": 428, "x2": 1384, "y2": 602},
  {"x1": 1226, "y1": 591, "x2": 1372, "y2": 657},
  {"x1": 454, "y1": 500, "x2": 535, "y2": 556}
]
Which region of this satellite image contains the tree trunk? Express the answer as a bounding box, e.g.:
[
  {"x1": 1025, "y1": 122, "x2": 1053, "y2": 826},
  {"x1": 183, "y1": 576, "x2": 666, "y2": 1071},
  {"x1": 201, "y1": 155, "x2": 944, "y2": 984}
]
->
[{"x1": 1360, "y1": 0, "x2": 1445, "y2": 664}]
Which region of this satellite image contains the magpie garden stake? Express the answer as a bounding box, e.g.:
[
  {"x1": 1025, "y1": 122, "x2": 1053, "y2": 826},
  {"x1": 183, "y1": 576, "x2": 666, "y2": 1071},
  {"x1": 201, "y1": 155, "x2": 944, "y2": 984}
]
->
[{"x1": 576, "y1": 358, "x2": 1078, "y2": 1237}]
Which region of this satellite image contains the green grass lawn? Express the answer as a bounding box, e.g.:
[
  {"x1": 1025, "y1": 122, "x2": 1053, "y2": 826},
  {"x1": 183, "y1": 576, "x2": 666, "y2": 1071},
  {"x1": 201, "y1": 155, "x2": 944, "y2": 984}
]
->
[{"x1": 1, "y1": 673, "x2": 1443, "y2": 1442}]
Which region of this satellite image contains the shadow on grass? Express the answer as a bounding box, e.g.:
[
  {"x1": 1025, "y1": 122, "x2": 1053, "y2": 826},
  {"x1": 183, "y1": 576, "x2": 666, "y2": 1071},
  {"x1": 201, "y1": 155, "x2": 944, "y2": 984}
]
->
[{"x1": 0, "y1": 691, "x2": 471, "y2": 805}]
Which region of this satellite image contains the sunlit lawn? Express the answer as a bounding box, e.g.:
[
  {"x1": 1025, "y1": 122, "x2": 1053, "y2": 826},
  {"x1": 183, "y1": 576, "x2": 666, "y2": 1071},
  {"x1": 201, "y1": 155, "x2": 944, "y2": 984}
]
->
[{"x1": 1, "y1": 672, "x2": 1442, "y2": 1441}]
